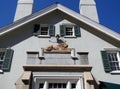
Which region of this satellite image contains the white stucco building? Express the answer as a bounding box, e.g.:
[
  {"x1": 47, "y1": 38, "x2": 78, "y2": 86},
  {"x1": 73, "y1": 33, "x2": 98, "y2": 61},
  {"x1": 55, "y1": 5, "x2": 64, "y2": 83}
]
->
[{"x1": 0, "y1": 0, "x2": 120, "y2": 89}]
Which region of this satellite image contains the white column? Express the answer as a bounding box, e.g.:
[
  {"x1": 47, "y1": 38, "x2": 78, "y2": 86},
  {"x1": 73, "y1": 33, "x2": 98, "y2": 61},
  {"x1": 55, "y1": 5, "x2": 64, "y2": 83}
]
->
[
  {"x1": 43, "y1": 81, "x2": 48, "y2": 89},
  {"x1": 79, "y1": 0, "x2": 99, "y2": 22},
  {"x1": 34, "y1": 78, "x2": 39, "y2": 89},
  {"x1": 14, "y1": 0, "x2": 33, "y2": 21},
  {"x1": 67, "y1": 81, "x2": 71, "y2": 89},
  {"x1": 76, "y1": 78, "x2": 82, "y2": 89}
]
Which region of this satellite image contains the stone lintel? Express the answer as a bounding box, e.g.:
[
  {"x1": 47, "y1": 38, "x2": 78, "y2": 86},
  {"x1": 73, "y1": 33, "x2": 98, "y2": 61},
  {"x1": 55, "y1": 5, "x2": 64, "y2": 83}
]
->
[{"x1": 23, "y1": 65, "x2": 92, "y2": 72}]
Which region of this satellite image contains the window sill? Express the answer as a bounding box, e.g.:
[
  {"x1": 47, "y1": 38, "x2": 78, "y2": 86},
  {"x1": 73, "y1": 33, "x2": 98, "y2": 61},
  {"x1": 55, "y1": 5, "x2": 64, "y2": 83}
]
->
[
  {"x1": 110, "y1": 71, "x2": 120, "y2": 74},
  {"x1": 0, "y1": 69, "x2": 3, "y2": 74},
  {"x1": 37, "y1": 35, "x2": 50, "y2": 38},
  {"x1": 64, "y1": 36, "x2": 76, "y2": 38}
]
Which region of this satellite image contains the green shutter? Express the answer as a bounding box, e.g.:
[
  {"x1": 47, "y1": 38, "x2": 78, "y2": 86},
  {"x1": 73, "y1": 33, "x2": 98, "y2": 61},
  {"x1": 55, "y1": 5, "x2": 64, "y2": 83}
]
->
[
  {"x1": 74, "y1": 25, "x2": 81, "y2": 37},
  {"x1": 60, "y1": 25, "x2": 65, "y2": 36},
  {"x1": 2, "y1": 48, "x2": 14, "y2": 71},
  {"x1": 33, "y1": 24, "x2": 40, "y2": 36},
  {"x1": 49, "y1": 25, "x2": 55, "y2": 36},
  {"x1": 101, "y1": 51, "x2": 111, "y2": 73}
]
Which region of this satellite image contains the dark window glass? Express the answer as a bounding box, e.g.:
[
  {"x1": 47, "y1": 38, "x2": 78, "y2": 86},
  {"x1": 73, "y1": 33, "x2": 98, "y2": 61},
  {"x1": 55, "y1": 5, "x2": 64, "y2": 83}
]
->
[
  {"x1": 49, "y1": 83, "x2": 52, "y2": 88},
  {"x1": 41, "y1": 27, "x2": 48, "y2": 35},
  {"x1": 72, "y1": 83, "x2": 76, "y2": 88},
  {"x1": 39, "y1": 83, "x2": 44, "y2": 88},
  {"x1": 63, "y1": 83, "x2": 66, "y2": 88}
]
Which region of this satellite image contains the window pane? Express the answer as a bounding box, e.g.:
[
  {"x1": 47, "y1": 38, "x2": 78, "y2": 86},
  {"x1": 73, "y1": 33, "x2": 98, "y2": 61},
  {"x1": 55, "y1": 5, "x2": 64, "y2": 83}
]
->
[
  {"x1": 49, "y1": 83, "x2": 52, "y2": 88},
  {"x1": 107, "y1": 51, "x2": 120, "y2": 71},
  {"x1": 41, "y1": 27, "x2": 48, "y2": 35},
  {"x1": 63, "y1": 83, "x2": 66, "y2": 88},
  {"x1": 0, "y1": 52, "x2": 5, "y2": 60},
  {"x1": 0, "y1": 59, "x2": 3, "y2": 69},
  {"x1": 39, "y1": 83, "x2": 44, "y2": 88},
  {"x1": 58, "y1": 83, "x2": 62, "y2": 88},
  {"x1": 54, "y1": 83, "x2": 57, "y2": 88},
  {"x1": 115, "y1": 62, "x2": 119, "y2": 69},
  {"x1": 72, "y1": 83, "x2": 76, "y2": 88},
  {"x1": 111, "y1": 67, "x2": 116, "y2": 71},
  {"x1": 118, "y1": 67, "x2": 120, "y2": 70},
  {"x1": 66, "y1": 27, "x2": 73, "y2": 36},
  {"x1": 49, "y1": 83, "x2": 67, "y2": 89},
  {"x1": 0, "y1": 61, "x2": 3, "y2": 65},
  {"x1": 113, "y1": 53, "x2": 117, "y2": 61}
]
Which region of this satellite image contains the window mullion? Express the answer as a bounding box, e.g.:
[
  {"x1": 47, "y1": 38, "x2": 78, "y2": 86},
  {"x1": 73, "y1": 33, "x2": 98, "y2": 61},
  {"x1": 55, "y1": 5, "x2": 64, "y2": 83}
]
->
[
  {"x1": 73, "y1": 27, "x2": 75, "y2": 36},
  {"x1": 117, "y1": 52, "x2": 120, "y2": 62},
  {"x1": 117, "y1": 52, "x2": 120, "y2": 69}
]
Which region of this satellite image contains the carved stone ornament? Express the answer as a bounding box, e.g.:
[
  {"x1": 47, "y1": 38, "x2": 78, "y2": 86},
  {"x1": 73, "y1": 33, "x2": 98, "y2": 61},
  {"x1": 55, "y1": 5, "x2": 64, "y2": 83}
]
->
[{"x1": 45, "y1": 43, "x2": 69, "y2": 52}]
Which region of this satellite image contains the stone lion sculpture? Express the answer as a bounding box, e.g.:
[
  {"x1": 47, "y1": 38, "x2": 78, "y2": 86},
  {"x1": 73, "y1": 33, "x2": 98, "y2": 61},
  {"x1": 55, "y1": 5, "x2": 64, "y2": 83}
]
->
[{"x1": 45, "y1": 43, "x2": 68, "y2": 51}]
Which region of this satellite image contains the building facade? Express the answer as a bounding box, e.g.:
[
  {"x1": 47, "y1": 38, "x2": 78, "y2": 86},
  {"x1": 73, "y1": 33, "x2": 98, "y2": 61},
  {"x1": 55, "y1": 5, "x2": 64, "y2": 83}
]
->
[{"x1": 0, "y1": 0, "x2": 120, "y2": 89}]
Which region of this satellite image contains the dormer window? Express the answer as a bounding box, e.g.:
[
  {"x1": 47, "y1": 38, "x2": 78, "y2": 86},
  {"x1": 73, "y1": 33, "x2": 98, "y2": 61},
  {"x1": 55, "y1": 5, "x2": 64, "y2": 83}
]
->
[{"x1": 33, "y1": 24, "x2": 55, "y2": 37}]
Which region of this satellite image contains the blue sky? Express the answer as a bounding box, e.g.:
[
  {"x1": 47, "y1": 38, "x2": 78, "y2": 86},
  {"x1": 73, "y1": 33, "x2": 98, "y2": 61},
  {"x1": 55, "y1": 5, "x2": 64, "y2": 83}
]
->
[{"x1": 0, "y1": 0, "x2": 120, "y2": 34}]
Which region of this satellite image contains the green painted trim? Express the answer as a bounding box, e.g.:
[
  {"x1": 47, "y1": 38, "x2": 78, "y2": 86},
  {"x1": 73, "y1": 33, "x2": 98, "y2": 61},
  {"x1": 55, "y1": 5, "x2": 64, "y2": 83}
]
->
[
  {"x1": 60, "y1": 25, "x2": 65, "y2": 36},
  {"x1": 49, "y1": 25, "x2": 55, "y2": 36},
  {"x1": 2, "y1": 48, "x2": 14, "y2": 71},
  {"x1": 99, "y1": 81, "x2": 120, "y2": 89},
  {"x1": 74, "y1": 25, "x2": 81, "y2": 37},
  {"x1": 101, "y1": 51, "x2": 111, "y2": 72}
]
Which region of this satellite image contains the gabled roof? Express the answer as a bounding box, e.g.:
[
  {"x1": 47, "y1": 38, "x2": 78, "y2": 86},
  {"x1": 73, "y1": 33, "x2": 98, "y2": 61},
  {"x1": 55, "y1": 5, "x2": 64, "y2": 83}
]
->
[{"x1": 0, "y1": 3, "x2": 120, "y2": 42}]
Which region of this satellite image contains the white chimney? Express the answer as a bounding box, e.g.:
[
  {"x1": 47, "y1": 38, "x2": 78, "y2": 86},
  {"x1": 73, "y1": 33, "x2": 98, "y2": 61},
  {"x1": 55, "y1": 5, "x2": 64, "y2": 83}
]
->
[
  {"x1": 14, "y1": 0, "x2": 33, "y2": 21},
  {"x1": 80, "y1": 0, "x2": 99, "y2": 23}
]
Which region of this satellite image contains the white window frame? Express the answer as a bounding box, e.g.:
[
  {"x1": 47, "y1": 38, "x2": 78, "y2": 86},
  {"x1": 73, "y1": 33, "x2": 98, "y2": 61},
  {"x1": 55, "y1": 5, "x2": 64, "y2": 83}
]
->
[
  {"x1": 64, "y1": 25, "x2": 75, "y2": 37},
  {"x1": 39, "y1": 24, "x2": 49, "y2": 37},
  {"x1": 107, "y1": 50, "x2": 120, "y2": 73}
]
